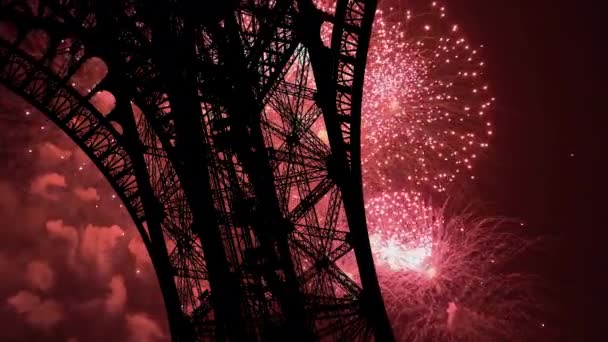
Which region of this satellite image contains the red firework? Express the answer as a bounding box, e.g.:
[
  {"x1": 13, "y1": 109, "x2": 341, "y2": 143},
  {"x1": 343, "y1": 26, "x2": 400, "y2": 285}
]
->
[
  {"x1": 361, "y1": 2, "x2": 493, "y2": 194},
  {"x1": 350, "y1": 2, "x2": 542, "y2": 340},
  {"x1": 365, "y1": 192, "x2": 543, "y2": 341}
]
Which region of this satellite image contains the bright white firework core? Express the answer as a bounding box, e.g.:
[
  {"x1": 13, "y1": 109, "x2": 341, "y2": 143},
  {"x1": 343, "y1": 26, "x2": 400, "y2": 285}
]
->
[
  {"x1": 370, "y1": 233, "x2": 433, "y2": 275},
  {"x1": 364, "y1": 191, "x2": 441, "y2": 277}
]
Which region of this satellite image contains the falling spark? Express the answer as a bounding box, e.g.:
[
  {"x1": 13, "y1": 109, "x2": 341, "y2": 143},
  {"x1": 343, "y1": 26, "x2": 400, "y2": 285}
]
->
[
  {"x1": 361, "y1": 3, "x2": 493, "y2": 194},
  {"x1": 362, "y1": 192, "x2": 543, "y2": 342}
]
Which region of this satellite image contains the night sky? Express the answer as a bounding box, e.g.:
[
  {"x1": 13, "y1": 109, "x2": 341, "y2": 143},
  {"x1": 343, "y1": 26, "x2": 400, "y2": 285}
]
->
[
  {"x1": 0, "y1": 0, "x2": 605, "y2": 341},
  {"x1": 0, "y1": 89, "x2": 169, "y2": 341},
  {"x1": 455, "y1": 0, "x2": 605, "y2": 340}
]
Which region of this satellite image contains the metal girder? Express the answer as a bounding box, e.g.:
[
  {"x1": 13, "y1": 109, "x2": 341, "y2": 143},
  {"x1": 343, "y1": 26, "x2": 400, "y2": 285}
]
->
[
  {"x1": 0, "y1": 0, "x2": 394, "y2": 340},
  {"x1": 295, "y1": 0, "x2": 394, "y2": 340}
]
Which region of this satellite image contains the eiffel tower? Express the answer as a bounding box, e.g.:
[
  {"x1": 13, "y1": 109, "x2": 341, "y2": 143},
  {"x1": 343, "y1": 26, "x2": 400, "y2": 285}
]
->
[{"x1": 0, "y1": 0, "x2": 394, "y2": 340}]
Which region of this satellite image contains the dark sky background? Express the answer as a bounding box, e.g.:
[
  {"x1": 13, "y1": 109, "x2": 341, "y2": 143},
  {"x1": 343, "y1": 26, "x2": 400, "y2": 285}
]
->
[
  {"x1": 452, "y1": 0, "x2": 605, "y2": 340},
  {"x1": 0, "y1": 0, "x2": 605, "y2": 341}
]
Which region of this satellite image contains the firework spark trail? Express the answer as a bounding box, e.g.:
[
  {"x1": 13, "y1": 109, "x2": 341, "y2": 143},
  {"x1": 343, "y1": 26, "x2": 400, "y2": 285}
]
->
[
  {"x1": 365, "y1": 191, "x2": 542, "y2": 341},
  {"x1": 311, "y1": 2, "x2": 542, "y2": 339},
  {"x1": 361, "y1": 2, "x2": 494, "y2": 195}
]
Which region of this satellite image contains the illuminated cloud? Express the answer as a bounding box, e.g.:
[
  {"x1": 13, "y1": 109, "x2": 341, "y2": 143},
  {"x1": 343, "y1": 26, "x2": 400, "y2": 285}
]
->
[
  {"x1": 46, "y1": 220, "x2": 79, "y2": 247},
  {"x1": 25, "y1": 298, "x2": 64, "y2": 330},
  {"x1": 0, "y1": 56, "x2": 162, "y2": 341},
  {"x1": 126, "y1": 312, "x2": 165, "y2": 342},
  {"x1": 72, "y1": 148, "x2": 89, "y2": 166},
  {"x1": 38, "y1": 141, "x2": 72, "y2": 163},
  {"x1": 6, "y1": 290, "x2": 64, "y2": 330},
  {"x1": 104, "y1": 275, "x2": 127, "y2": 314},
  {"x1": 128, "y1": 238, "x2": 151, "y2": 269},
  {"x1": 46, "y1": 221, "x2": 126, "y2": 274},
  {"x1": 30, "y1": 172, "x2": 67, "y2": 200},
  {"x1": 90, "y1": 90, "x2": 116, "y2": 115},
  {"x1": 6, "y1": 290, "x2": 38, "y2": 314},
  {"x1": 73, "y1": 186, "x2": 100, "y2": 202},
  {"x1": 25, "y1": 260, "x2": 54, "y2": 292},
  {"x1": 79, "y1": 224, "x2": 124, "y2": 274},
  {"x1": 45, "y1": 220, "x2": 79, "y2": 266}
]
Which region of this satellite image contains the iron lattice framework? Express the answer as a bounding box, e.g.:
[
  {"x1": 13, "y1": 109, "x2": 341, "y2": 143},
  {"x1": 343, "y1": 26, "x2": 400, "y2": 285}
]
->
[{"x1": 0, "y1": 0, "x2": 394, "y2": 340}]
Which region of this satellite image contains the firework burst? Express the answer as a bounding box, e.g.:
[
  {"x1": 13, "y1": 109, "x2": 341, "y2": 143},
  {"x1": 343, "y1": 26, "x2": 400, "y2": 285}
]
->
[
  {"x1": 361, "y1": 2, "x2": 494, "y2": 194},
  {"x1": 365, "y1": 191, "x2": 542, "y2": 341},
  {"x1": 309, "y1": 5, "x2": 542, "y2": 339}
]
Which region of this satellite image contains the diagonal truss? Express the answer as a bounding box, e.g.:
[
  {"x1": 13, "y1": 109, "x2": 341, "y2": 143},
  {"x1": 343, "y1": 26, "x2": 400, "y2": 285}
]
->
[{"x1": 0, "y1": 0, "x2": 394, "y2": 340}]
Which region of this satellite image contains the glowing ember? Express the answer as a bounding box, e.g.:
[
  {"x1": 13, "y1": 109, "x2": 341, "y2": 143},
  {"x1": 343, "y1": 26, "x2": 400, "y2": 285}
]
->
[
  {"x1": 370, "y1": 233, "x2": 432, "y2": 273},
  {"x1": 365, "y1": 191, "x2": 436, "y2": 274},
  {"x1": 344, "y1": 3, "x2": 542, "y2": 339},
  {"x1": 361, "y1": 3, "x2": 493, "y2": 194},
  {"x1": 364, "y1": 192, "x2": 542, "y2": 341}
]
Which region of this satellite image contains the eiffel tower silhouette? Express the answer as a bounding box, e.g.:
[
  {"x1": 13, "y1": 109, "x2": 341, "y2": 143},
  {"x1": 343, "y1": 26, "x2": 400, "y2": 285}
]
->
[{"x1": 0, "y1": 0, "x2": 393, "y2": 340}]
